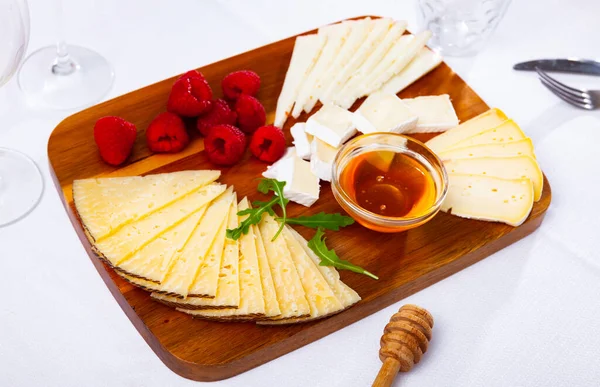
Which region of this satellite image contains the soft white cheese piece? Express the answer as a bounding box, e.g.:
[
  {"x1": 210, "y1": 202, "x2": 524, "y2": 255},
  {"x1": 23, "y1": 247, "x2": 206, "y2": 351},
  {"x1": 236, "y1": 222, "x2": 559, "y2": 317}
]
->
[
  {"x1": 262, "y1": 147, "x2": 295, "y2": 179},
  {"x1": 381, "y1": 47, "x2": 443, "y2": 95},
  {"x1": 278, "y1": 156, "x2": 321, "y2": 207},
  {"x1": 402, "y1": 94, "x2": 459, "y2": 133},
  {"x1": 305, "y1": 103, "x2": 356, "y2": 148},
  {"x1": 352, "y1": 92, "x2": 418, "y2": 134},
  {"x1": 310, "y1": 138, "x2": 338, "y2": 182},
  {"x1": 290, "y1": 122, "x2": 313, "y2": 160}
]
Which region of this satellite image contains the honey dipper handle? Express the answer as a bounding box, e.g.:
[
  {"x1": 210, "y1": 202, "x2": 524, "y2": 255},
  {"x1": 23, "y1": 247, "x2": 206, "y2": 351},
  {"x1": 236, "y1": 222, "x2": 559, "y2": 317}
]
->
[{"x1": 372, "y1": 357, "x2": 401, "y2": 387}]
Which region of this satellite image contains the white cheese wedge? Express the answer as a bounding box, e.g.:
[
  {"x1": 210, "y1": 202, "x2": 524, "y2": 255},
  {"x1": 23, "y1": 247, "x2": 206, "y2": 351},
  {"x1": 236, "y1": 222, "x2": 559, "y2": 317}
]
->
[
  {"x1": 445, "y1": 119, "x2": 526, "y2": 149},
  {"x1": 258, "y1": 213, "x2": 311, "y2": 320},
  {"x1": 305, "y1": 103, "x2": 356, "y2": 148},
  {"x1": 353, "y1": 91, "x2": 418, "y2": 134},
  {"x1": 179, "y1": 198, "x2": 267, "y2": 320},
  {"x1": 313, "y1": 18, "x2": 372, "y2": 109},
  {"x1": 425, "y1": 108, "x2": 508, "y2": 153},
  {"x1": 260, "y1": 226, "x2": 344, "y2": 324},
  {"x1": 292, "y1": 22, "x2": 352, "y2": 117},
  {"x1": 274, "y1": 34, "x2": 325, "y2": 128},
  {"x1": 152, "y1": 196, "x2": 241, "y2": 309},
  {"x1": 442, "y1": 173, "x2": 534, "y2": 227},
  {"x1": 73, "y1": 170, "x2": 220, "y2": 242},
  {"x1": 262, "y1": 147, "x2": 295, "y2": 179},
  {"x1": 93, "y1": 183, "x2": 226, "y2": 267},
  {"x1": 116, "y1": 208, "x2": 205, "y2": 283},
  {"x1": 310, "y1": 137, "x2": 338, "y2": 182},
  {"x1": 320, "y1": 18, "x2": 394, "y2": 104},
  {"x1": 438, "y1": 138, "x2": 535, "y2": 160},
  {"x1": 444, "y1": 156, "x2": 543, "y2": 202},
  {"x1": 281, "y1": 155, "x2": 321, "y2": 207},
  {"x1": 158, "y1": 188, "x2": 234, "y2": 298},
  {"x1": 290, "y1": 122, "x2": 313, "y2": 160},
  {"x1": 402, "y1": 94, "x2": 459, "y2": 133},
  {"x1": 381, "y1": 47, "x2": 443, "y2": 95},
  {"x1": 252, "y1": 223, "x2": 281, "y2": 318}
]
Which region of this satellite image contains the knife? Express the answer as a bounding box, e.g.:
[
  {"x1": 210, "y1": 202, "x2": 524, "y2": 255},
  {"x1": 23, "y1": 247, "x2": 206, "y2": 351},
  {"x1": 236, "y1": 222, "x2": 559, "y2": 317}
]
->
[{"x1": 513, "y1": 58, "x2": 600, "y2": 76}]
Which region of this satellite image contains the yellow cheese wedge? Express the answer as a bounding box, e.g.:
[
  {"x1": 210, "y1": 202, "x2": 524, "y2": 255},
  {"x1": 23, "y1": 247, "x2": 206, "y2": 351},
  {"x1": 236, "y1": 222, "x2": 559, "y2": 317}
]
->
[
  {"x1": 73, "y1": 170, "x2": 220, "y2": 242},
  {"x1": 438, "y1": 138, "x2": 535, "y2": 161},
  {"x1": 152, "y1": 196, "x2": 240, "y2": 309},
  {"x1": 441, "y1": 173, "x2": 534, "y2": 227},
  {"x1": 445, "y1": 156, "x2": 543, "y2": 201},
  {"x1": 180, "y1": 198, "x2": 270, "y2": 320},
  {"x1": 259, "y1": 213, "x2": 310, "y2": 320},
  {"x1": 426, "y1": 108, "x2": 508, "y2": 153},
  {"x1": 92, "y1": 183, "x2": 226, "y2": 267},
  {"x1": 446, "y1": 119, "x2": 526, "y2": 150},
  {"x1": 252, "y1": 223, "x2": 281, "y2": 318},
  {"x1": 116, "y1": 207, "x2": 206, "y2": 283},
  {"x1": 159, "y1": 188, "x2": 234, "y2": 298}
]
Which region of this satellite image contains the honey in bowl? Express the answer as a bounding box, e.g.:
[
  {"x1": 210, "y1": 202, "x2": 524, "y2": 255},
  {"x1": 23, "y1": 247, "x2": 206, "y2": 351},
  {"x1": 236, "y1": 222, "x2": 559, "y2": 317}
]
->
[{"x1": 339, "y1": 150, "x2": 436, "y2": 218}]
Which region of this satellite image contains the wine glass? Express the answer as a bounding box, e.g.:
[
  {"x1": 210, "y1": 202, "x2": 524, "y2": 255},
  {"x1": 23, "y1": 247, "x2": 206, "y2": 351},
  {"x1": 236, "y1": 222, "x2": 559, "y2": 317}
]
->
[
  {"x1": 17, "y1": 0, "x2": 114, "y2": 109},
  {"x1": 0, "y1": 0, "x2": 44, "y2": 227}
]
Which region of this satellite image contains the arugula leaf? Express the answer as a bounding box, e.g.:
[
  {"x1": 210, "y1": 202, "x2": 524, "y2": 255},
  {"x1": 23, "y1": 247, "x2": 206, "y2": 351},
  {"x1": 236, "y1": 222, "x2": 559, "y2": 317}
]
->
[
  {"x1": 281, "y1": 212, "x2": 355, "y2": 231},
  {"x1": 307, "y1": 228, "x2": 378, "y2": 280},
  {"x1": 226, "y1": 196, "x2": 279, "y2": 240},
  {"x1": 256, "y1": 178, "x2": 288, "y2": 240}
]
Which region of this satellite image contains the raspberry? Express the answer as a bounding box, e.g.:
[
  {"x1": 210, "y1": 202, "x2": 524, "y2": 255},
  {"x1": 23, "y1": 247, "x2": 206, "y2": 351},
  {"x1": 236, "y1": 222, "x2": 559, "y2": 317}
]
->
[
  {"x1": 179, "y1": 70, "x2": 205, "y2": 81},
  {"x1": 167, "y1": 73, "x2": 213, "y2": 117},
  {"x1": 196, "y1": 99, "x2": 237, "y2": 137},
  {"x1": 146, "y1": 112, "x2": 190, "y2": 153},
  {"x1": 204, "y1": 124, "x2": 247, "y2": 166},
  {"x1": 234, "y1": 95, "x2": 266, "y2": 134},
  {"x1": 221, "y1": 70, "x2": 260, "y2": 100},
  {"x1": 93, "y1": 116, "x2": 137, "y2": 166},
  {"x1": 250, "y1": 125, "x2": 286, "y2": 163}
]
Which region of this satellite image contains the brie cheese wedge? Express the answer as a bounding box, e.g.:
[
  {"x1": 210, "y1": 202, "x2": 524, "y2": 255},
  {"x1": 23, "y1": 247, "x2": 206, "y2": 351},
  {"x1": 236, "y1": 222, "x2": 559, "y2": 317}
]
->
[
  {"x1": 381, "y1": 47, "x2": 443, "y2": 95},
  {"x1": 269, "y1": 154, "x2": 321, "y2": 207},
  {"x1": 305, "y1": 103, "x2": 356, "y2": 148},
  {"x1": 262, "y1": 147, "x2": 295, "y2": 179},
  {"x1": 353, "y1": 92, "x2": 418, "y2": 134},
  {"x1": 290, "y1": 123, "x2": 313, "y2": 160},
  {"x1": 310, "y1": 138, "x2": 338, "y2": 182},
  {"x1": 402, "y1": 94, "x2": 459, "y2": 133}
]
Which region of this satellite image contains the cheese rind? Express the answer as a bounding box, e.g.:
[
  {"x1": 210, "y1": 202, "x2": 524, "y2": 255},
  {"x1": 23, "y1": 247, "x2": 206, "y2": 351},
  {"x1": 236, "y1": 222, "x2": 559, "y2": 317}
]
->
[
  {"x1": 438, "y1": 138, "x2": 535, "y2": 160},
  {"x1": 305, "y1": 103, "x2": 356, "y2": 148},
  {"x1": 426, "y1": 108, "x2": 508, "y2": 153},
  {"x1": 402, "y1": 94, "x2": 459, "y2": 133},
  {"x1": 441, "y1": 173, "x2": 534, "y2": 227},
  {"x1": 73, "y1": 170, "x2": 220, "y2": 242},
  {"x1": 381, "y1": 47, "x2": 442, "y2": 95},
  {"x1": 280, "y1": 156, "x2": 321, "y2": 207},
  {"x1": 444, "y1": 156, "x2": 543, "y2": 201},
  {"x1": 262, "y1": 147, "x2": 295, "y2": 179},
  {"x1": 310, "y1": 138, "x2": 337, "y2": 182},
  {"x1": 445, "y1": 119, "x2": 526, "y2": 149},
  {"x1": 290, "y1": 123, "x2": 313, "y2": 160},
  {"x1": 353, "y1": 92, "x2": 418, "y2": 134}
]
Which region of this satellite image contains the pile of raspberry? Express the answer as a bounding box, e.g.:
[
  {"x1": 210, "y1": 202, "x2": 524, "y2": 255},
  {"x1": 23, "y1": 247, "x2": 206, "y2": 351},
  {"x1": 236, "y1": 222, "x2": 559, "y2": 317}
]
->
[{"x1": 93, "y1": 69, "x2": 286, "y2": 167}]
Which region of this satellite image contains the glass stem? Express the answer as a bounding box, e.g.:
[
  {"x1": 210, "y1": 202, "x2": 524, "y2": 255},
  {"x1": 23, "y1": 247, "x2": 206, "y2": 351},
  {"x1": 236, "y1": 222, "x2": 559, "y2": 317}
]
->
[{"x1": 51, "y1": 0, "x2": 76, "y2": 76}]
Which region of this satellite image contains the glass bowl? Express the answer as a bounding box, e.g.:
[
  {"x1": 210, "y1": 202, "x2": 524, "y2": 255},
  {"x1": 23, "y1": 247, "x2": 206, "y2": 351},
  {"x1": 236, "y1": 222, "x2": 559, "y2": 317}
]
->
[{"x1": 331, "y1": 133, "x2": 448, "y2": 233}]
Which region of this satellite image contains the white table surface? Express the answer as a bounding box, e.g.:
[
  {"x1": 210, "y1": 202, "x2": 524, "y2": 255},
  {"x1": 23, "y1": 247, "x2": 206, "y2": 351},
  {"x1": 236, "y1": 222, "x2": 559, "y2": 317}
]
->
[{"x1": 2, "y1": 0, "x2": 600, "y2": 386}]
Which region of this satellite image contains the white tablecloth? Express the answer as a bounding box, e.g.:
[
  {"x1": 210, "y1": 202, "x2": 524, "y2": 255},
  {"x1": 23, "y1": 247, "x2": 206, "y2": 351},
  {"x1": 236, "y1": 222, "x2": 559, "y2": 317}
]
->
[{"x1": 2, "y1": 0, "x2": 600, "y2": 386}]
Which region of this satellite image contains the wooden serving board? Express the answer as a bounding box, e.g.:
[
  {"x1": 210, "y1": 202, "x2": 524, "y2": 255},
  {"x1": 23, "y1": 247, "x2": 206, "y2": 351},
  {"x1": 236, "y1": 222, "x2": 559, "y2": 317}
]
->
[{"x1": 48, "y1": 17, "x2": 551, "y2": 382}]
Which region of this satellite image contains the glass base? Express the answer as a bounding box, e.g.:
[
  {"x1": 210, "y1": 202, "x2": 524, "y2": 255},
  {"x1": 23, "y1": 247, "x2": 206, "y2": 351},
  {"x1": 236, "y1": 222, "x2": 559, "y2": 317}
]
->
[
  {"x1": 18, "y1": 44, "x2": 114, "y2": 110},
  {"x1": 0, "y1": 147, "x2": 44, "y2": 227}
]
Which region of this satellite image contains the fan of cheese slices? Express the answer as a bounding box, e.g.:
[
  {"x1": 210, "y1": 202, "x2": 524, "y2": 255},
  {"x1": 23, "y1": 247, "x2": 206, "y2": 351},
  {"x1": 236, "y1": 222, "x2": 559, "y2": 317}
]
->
[
  {"x1": 426, "y1": 108, "x2": 544, "y2": 227},
  {"x1": 274, "y1": 17, "x2": 443, "y2": 128},
  {"x1": 73, "y1": 170, "x2": 360, "y2": 324}
]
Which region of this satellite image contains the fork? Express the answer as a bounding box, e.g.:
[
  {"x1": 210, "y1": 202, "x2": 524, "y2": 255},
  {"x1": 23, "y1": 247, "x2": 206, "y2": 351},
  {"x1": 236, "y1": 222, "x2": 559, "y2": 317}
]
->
[{"x1": 535, "y1": 67, "x2": 600, "y2": 110}]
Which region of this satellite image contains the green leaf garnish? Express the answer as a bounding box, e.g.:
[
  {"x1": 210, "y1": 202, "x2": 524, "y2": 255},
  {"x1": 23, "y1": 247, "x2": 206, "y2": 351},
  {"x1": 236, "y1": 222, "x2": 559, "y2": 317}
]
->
[
  {"x1": 256, "y1": 178, "x2": 288, "y2": 240},
  {"x1": 307, "y1": 228, "x2": 378, "y2": 280},
  {"x1": 226, "y1": 195, "x2": 279, "y2": 240},
  {"x1": 280, "y1": 212, "x2": 355, "y2": 231}
]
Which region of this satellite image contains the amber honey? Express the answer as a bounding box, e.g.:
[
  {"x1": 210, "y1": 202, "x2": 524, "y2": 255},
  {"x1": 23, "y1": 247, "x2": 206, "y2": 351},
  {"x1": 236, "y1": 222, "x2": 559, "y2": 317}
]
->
[{"x1": 339, "y1": 150, "x2": 436, "y2": 218}]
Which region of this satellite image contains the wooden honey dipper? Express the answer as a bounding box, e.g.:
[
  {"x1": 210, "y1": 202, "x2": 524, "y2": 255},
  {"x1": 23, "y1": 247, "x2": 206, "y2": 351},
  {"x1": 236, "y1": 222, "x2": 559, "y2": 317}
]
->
[{"x1": 372, "y1": 304, "x2": 434, "y2": 387}]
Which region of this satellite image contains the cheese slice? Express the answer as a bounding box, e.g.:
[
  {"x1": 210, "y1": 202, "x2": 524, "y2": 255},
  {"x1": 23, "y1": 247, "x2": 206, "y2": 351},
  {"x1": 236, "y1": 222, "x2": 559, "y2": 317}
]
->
[
  {"x1": 258, "y1": 213, "x2": 310, "y2": 320},
  {"x1": 269, "y1": 155, "x2": 320, "y2": 207},
  {"x1": 152, "y1": 196, "x2": 240, "y2": 309},
  {"x1": 402, "y1": 94, "x2": 459, "y2": 133},
  {"x1": 425, "y1": 108, "x2": 508, "y2": 153},
  {"x1": 260, "y1": 225, "x2": 344, "y2": 324},
  {"x1": 442, "y1": 173, "x2": 534, "y2": 227},
  {"x1": 252, "y1": 223, "x2": 281, "y2": 318},
  {"x1": 290, "y1": 122, "x2": 313, "y2": 160},
  {"x1": 274, "y1": 34, "x2": 325, "y2": 128},
  {"x1": 381, "y1": 47, "x2": 443, "y2": 95},
  {"x1": 445, "y1": 119, "x2": 526, "y2": 149},
  {"x1": 116, "y1": 208, "x2": 205, "y2": 283},
  {"x1": 444, "y1": 156, "x2": 543, "y2": 201},
  {"x1": 352, "y1": 91, "x2": 418, "y2": 134},
  {"x1": 305, "y1": 103, "x2": 356, "y2": 148},
  {"x1": 179, "y1": 198, "x2": 268, "y2": 320},
  {"x1": 438, "y1": 138, "x2": 535, "y2": 161},
  {"x1": 292, "y1": 22, "x2": 352, "y2": 117},
  {"x1": 73, "y1": 170, "x2": 220, "y2": 242},
  {"x1": 310, "y1": 137, "x2": 338, "y2": 182},
  {"x1": 309, "y1": 18, "x2": 372, "y2": 112},
  {"x1": 92, "y1": 183, "x2": 226, "y2": 267},
  {"x1": 159, "y1": 188, "x2": 234, "y2": 298},
  {"x1": 321, "y1": 18, "x2": 394, "y2": 104}
]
